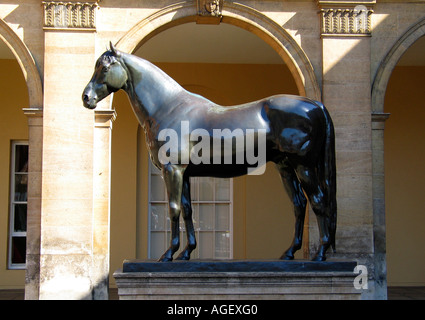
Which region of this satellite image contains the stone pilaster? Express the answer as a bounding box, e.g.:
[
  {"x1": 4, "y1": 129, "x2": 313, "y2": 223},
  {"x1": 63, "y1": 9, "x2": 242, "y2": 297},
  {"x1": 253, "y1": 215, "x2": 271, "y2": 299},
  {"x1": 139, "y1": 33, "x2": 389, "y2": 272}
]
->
[
  {"x1": 91, "y1": 109, "x2": 116, "y2": 299},
  {"x1": 39, "y1": 1, "x2": 99, "y2": 299},
  {"x1": 371, "y1": 112, "x2": 390, "y2": 299},
  {"x1": 23, "y1": 108, "x2": 43, "y2": 300},
  {"x1": 317, "y1": 0, "x2": 377, "y2": 298}
]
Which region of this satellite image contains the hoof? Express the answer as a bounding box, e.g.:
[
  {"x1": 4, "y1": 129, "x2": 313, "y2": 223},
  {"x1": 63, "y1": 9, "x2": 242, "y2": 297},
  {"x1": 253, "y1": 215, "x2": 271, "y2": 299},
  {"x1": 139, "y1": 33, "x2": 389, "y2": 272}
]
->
[
  {"x1": 281, "y1": 255, "x2": 294, "y2": 260},
  {"x1": 311, "y1": 255, "x2": 326, "y2": 262},
  {"x1": 175, "y1": 252, "x2": 190, "y2": 261},
  {"x1": 158, "y1": 255, "x2": 173, "y2": 262},
  {"x1": 280, "y1": 251, "x2": 294, "y2": 260}
]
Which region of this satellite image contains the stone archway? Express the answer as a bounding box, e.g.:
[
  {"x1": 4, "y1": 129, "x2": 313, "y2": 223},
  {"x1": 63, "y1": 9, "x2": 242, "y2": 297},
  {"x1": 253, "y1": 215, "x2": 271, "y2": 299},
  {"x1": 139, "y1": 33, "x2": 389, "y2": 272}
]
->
[
  {"x1": 108, "y1": 2, "x2": 321, "y2": 266},
  {"x1": 0, "y1": 19, "x2": 42, "y2": 109},
  {"x1": 372, "y1": 17, "x2": 425, "y2": 113},
  {"x1": 370, "y1": 17, "x2": 425, "y2": 298},
  {"x1": 115, "y1": 1, "x2": 321, "y2": 101},
  {"x1": 372, "y1": 17, "x2": 425, "y2": 289},
  {"x1": 0, "y1": 18, "x2": 43, "y2": 299}
]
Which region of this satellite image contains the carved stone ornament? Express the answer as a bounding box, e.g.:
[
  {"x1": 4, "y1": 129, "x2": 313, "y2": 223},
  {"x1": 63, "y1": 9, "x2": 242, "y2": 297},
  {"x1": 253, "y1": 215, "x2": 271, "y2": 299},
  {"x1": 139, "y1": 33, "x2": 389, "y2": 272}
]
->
[
  {"x1": 42, "y1": 1, "x2": 98, "y2": 30},
  {"x1": 197, "y1": 0, "x2": 223, "y2": 17},
  {"x1": 320, "y1": 5, "x2": 373, "y2": 36}
]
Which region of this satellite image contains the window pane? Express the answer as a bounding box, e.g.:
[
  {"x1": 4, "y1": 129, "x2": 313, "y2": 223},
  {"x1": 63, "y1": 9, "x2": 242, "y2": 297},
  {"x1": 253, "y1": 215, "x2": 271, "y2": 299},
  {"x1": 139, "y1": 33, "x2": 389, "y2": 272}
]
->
[
  {"x1": 14, "y1": 145, "x2": 28, "y2": 173},
  {"x1": 150, "y1": 204, "x2": 167, "y2": 231},
  {"x1": 198, "y1": 232, "x2": 213, "y2": 259},
  {"x1": 150, "y1": 175, "x2": 166, "y2": 201},
  {"x1": 199, "y1": 204, "x2": 214, "y2": 230},
  {"x1": 150, "y1": 232, "x2": 166, "y2": 260},
  {"x1": 14, "y1": 174, "x2": 28, "y2": 201},
  {"x1": 190, "y1": 177, "x2": 198, "y2": 201},
  {"x1": 11, "y1": 237, "x2": 26, "y2": 264},
  {"x1": 199, "y1": 178, "x2": 214, "y2": 201},
  {"x1": 215, "y1": 204, "x2": 229, "y2": 230},
  {"x1": 191, "y1": 204, "x2": 199, "y2": 231},
  {"x1": 14, "y1": 204, "x2": 27, "y2": 232},
  {"x1": 215, "y1": 178, "x2": 230, "y2": 201},
  {"x1": 180, "y1": 230, "x2": 187, "y2": 247},
  {"x1": 215, "y1": 232, "x2": 230, "y2": 259}
]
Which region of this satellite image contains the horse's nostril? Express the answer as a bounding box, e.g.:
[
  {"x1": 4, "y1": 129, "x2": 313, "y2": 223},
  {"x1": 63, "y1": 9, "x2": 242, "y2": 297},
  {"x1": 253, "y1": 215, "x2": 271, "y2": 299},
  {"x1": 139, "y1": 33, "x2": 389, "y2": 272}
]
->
[{"x1": 83, "y1": 94, "x2": 89, "y2": 102}]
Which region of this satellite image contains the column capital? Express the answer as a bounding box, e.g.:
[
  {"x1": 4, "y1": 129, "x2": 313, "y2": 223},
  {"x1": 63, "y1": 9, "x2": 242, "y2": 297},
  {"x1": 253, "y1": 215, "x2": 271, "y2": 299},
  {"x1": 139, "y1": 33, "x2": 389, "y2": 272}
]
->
[
  {"x1": 371, "y1": 112, "x2": 390, "y2": 130},
  {"x1": 94, "y1": 109, "x2": 116, "y2": 128},
  {"x1": 317, "y1": 1, "x2": 375, "y2": 37},
  {"x1": 23, "y1": 108, "x2": 43, "y2": 126},
  {"x1": 42, "y1": 1, "x2": 98, "y2": 31},
  {"x1": 23, "y1": 107, "x2": 43, "y2": 116}
]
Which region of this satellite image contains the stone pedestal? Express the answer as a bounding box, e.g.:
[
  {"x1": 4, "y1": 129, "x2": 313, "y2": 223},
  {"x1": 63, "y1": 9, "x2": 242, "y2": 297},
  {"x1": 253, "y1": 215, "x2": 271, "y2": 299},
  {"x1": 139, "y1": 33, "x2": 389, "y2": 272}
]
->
[{"x1": 114, "y1": 260, "x2": 361, "y2": 300}]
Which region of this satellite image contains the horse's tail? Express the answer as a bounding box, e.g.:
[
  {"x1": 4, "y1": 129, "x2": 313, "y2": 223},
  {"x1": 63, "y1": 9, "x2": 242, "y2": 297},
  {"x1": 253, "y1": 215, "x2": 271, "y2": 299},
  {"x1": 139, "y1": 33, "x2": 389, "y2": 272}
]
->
[{"x1": 317, "y1": 101, "x2": 337, "y2": 253}]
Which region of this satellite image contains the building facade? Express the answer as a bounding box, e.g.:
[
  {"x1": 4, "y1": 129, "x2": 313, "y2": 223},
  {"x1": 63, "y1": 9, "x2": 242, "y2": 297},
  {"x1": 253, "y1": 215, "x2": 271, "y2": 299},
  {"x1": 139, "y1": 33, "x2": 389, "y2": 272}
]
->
[{"x1": 0, "y1": 0, "x2": 424, "y2": 299}]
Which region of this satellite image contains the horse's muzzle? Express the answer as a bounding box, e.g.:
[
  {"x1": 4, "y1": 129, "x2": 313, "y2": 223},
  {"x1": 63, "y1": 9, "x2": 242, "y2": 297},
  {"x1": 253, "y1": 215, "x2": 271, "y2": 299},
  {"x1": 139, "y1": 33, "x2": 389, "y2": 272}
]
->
[
  {"x1": 82, "y1": 95, "x2": 96, "y2": 109},
  {"x1": 82, "y1": 87, "x2": 97, "y2": 109}
]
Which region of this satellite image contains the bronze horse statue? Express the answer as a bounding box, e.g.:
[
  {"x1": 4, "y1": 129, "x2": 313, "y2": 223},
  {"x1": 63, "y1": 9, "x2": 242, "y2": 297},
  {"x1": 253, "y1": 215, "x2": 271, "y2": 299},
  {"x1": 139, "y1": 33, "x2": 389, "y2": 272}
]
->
[{"x1": 83, "y1": 43, "x2": 337, "y2": 262}]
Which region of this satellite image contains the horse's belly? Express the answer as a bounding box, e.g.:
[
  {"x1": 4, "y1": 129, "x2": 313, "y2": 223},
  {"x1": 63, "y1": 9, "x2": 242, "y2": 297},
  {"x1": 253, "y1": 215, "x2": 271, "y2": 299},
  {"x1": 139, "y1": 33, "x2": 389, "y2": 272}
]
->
[{"x1": 185, "y1": 163, "x2": 257, "y2": 178}]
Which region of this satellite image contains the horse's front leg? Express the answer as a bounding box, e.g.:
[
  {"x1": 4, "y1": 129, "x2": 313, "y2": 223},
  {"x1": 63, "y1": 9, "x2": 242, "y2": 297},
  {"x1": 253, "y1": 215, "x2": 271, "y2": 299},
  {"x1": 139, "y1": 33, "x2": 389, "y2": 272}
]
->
[
  {"x1": 158, "y1": 165, "x2": 184, "y2": 262},
  {"x1": 176, "y1": 175, "x2": 196, "y2": 260}
]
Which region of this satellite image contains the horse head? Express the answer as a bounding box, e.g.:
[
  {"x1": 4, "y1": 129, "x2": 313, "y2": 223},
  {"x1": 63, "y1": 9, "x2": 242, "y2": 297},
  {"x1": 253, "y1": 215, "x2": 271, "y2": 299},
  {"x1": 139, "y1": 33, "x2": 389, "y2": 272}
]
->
[{"x1": 82, "y1": 42, "x2": 128, "y2": 109}]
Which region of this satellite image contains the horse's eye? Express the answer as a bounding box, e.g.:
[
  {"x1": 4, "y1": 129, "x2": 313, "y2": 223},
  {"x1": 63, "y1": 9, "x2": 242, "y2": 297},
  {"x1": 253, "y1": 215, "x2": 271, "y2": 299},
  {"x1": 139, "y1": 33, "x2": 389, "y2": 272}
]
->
[{"x1": 102, "y1": 66, "x2": 109, "y2": 73}]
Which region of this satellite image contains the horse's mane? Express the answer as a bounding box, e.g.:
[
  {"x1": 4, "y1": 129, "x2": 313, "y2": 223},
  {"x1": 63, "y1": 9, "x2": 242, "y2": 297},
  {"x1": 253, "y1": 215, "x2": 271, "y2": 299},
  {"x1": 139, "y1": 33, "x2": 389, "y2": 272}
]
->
[{"x1": 119, "y1": 51, "x2": 216, "y2": 105}]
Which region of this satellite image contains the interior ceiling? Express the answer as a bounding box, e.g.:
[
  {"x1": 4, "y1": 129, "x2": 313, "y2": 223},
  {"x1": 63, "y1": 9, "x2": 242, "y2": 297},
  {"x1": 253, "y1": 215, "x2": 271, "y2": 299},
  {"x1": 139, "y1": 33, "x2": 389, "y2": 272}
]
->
[
  {"x1": 135, "y1": 23, "x2": 283, "y2": 64},
  {"x1": 0, "y1": 22, "x2": 424, "y2": 65},
  {"x1": 0, "y1": 41, "x2": 14, "y2": 59}
]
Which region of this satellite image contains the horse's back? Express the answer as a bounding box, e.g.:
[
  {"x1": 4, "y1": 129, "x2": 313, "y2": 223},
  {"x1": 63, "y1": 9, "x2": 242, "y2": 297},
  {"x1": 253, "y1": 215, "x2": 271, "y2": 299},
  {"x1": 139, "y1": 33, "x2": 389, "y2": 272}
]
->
[
  {"x1": 264, "y1": 95, "x2": 327, "y2": 159},
  {"x1": 264, "y1": 94, "x2": 323, "y2": 114}
]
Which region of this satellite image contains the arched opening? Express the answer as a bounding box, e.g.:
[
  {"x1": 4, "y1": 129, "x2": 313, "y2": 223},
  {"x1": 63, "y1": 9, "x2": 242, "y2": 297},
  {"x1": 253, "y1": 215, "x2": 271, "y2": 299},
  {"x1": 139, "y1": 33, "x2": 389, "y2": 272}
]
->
[
  {"x1": 0, "y1": 19, "x2": 43, "y2": 296},
  {"x1": 372, "y1": 17, "x2": 425, "y2": 289},
  {"x1": 116, "y1": 2, "x2": 320, "y2": 100},
  {"x1": 0, "y1": 19, "x2": 42, "y2": 109},
  {"x1": 384, "y1": 35, "x2": 425, "y2": 287},
  {"x1": 0, "y1": 39, "x2": 29, "y2": 288},
  {"x1": 135, "y1": 22, "x2": 300, "y2": 261},
  {"x1": 109, "y1": 21, "x2": 303, "y2": 275},
  {"x1": 108, "y1": 5, "x2": 319, "y2": 287}
]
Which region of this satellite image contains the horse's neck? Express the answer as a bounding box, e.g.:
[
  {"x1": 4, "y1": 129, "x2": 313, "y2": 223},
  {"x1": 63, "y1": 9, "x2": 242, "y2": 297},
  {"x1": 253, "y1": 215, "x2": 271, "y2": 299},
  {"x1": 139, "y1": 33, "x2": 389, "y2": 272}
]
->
[{"x1": 122, "y1": 53, "x2": 183, "y2": 121}]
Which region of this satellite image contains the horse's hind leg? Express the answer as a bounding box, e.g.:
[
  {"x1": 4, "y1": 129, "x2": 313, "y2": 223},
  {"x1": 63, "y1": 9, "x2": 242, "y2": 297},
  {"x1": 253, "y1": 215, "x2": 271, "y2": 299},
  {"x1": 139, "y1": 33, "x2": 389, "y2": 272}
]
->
[
  {"x1": 158, "y1": 165, "x2": 184, "y2": 262},
  {"x1": 176, "y1": 175, "x2": 196, "y2": 260},
  {"x1": 296, "y1": 165, "x2": 331, "y2": 261},
  {"x1": 276, "y1": 161, "x2": 307, "y2": 260}
]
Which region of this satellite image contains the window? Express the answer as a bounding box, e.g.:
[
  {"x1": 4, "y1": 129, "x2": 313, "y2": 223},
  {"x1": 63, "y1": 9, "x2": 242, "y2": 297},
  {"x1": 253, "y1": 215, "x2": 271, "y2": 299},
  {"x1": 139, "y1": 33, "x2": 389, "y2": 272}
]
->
[
  {"x1": 8, "y1": 141, "x2": 28, "y2": 269},
  {"x1": 148, "y1": 160, "x2": 233, "y2": 260}
]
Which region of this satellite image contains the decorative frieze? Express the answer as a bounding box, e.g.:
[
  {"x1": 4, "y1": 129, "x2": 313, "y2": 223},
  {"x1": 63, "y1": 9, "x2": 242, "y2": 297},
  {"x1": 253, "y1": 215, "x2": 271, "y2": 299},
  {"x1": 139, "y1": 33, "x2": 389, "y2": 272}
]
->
[
  {"x1": 320, "y1": 6, "x2": 373, "y2": 36},
  {"x1": 42, "y1": 1, "x2": 98, "y2": 30},
  {"x1": 197, "y1": 0, "x2": 223, "y2": 17}
]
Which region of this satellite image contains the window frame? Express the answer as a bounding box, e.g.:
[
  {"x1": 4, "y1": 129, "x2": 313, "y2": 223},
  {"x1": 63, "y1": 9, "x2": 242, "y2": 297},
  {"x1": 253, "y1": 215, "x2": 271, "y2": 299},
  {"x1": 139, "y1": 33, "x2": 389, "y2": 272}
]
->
[
  {"x1": 147, "y1": 160, "x2": 233, "y2": 260},
  {"x1": 8, "y1": 140, "x2": 28, "y2": 270}
]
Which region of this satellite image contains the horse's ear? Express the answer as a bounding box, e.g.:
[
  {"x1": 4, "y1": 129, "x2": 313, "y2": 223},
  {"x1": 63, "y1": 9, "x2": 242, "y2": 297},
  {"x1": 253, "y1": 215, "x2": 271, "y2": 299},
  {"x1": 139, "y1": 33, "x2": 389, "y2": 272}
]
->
[{"x1": 110, "y1": 41, "x2": 118, "y2": 56}]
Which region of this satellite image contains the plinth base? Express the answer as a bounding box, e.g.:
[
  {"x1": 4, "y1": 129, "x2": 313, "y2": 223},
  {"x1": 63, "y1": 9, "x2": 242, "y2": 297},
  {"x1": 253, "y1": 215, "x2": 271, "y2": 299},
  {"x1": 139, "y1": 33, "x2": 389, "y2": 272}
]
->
[{"x1": 113, "y1": 260, "x2": 361, "y2": 300}]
